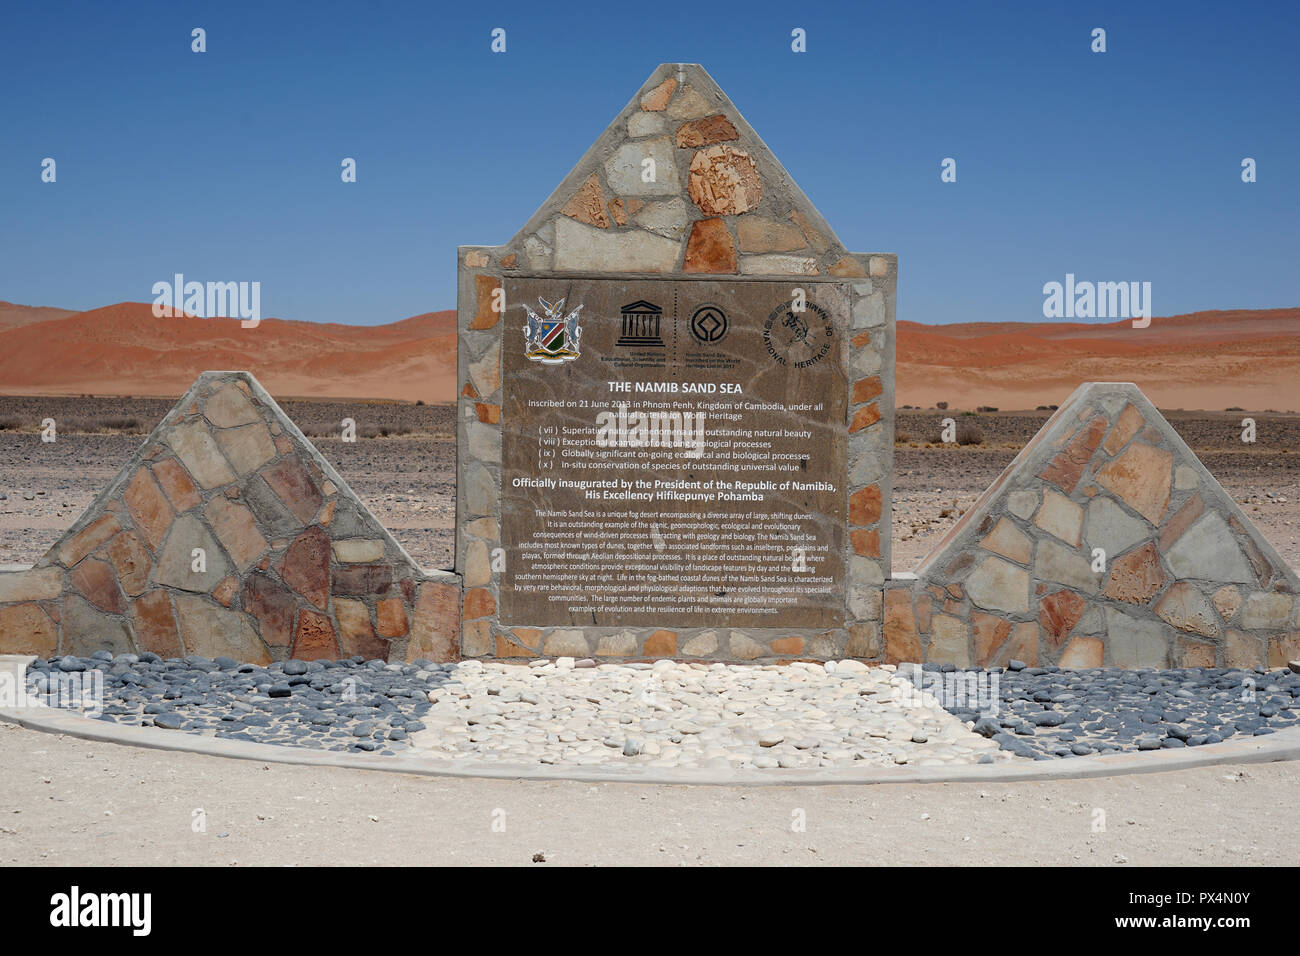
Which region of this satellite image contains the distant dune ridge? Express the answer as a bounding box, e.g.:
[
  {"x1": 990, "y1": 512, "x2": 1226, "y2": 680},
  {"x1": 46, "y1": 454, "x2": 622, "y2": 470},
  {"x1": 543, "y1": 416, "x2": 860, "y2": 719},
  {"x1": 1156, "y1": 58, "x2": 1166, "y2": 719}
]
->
[
  {"x1": 898, "y1": 308, "x2": 1300, "y2": 412},
  {"x1": 0, "y1": 300, "x2": 1295, "y2": 410},
  {"x1": 0, "y1": 301, "x2": 457, "y2": 403}
]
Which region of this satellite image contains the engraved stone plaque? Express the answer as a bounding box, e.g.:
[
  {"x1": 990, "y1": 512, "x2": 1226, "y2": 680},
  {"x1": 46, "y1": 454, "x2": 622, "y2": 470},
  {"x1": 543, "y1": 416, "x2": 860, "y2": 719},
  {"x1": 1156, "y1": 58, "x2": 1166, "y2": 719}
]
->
[{"x1": 501, "y1": 276, "x2": 849, "y2": 629}]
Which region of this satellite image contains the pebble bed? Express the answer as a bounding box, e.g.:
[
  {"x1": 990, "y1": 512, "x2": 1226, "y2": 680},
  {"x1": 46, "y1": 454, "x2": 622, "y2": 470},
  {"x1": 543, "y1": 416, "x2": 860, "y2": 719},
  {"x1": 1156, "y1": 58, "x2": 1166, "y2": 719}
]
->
[
  {"x1": 14, "y1": 653, "x2": 1300, "y2": 770},
  {"x1": 407, "y1": 659, "x2": 1008, "y2": 769},
  {"x1": 927, "y1": 661, "x2": 1300, "y2": 759},
  {"x1": 30, "y1": 653, "x2": 434, "y2": 755}
]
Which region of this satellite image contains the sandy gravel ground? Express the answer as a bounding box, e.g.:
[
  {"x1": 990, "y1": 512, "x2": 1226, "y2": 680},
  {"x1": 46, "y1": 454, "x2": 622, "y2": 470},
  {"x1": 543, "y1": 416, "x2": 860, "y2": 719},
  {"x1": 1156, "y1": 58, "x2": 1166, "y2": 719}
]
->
[{"x1": 0, "y1": 721, "x2": 1295, "y2": 866}]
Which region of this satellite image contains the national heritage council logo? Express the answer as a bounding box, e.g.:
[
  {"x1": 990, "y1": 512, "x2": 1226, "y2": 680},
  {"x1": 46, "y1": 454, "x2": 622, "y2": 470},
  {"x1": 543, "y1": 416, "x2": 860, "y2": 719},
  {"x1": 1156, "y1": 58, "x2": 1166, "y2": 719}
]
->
[{"x1": 521, "y1": 296, "x2": 584, "y2": 364}]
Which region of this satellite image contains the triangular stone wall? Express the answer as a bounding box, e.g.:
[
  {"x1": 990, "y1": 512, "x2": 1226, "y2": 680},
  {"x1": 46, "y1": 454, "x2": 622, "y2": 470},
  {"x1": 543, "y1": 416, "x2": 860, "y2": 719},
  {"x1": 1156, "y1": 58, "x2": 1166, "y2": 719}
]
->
[
  {"x1": 885, "y1": 383, "x2": 1300, "y2": 669},
  {"x1": 0, "y1": 371, "x2": 461, "y2": 662},
  {"x1": 455, "y1": 63, "x2": 897, "y2": 661}
]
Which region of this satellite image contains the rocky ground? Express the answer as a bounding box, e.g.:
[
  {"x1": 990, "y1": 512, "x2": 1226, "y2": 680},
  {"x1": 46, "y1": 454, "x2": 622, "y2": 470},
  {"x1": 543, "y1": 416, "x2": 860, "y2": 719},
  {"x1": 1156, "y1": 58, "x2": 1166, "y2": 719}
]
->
[{"x1": 2, "y1": 405, "x2": 1296, "y2": 576}]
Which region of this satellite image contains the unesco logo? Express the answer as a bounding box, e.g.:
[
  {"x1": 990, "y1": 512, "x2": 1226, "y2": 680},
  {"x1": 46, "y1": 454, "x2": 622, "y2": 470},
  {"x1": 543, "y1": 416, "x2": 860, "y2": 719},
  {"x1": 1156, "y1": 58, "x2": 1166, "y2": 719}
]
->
[{"x1": 689, "y1": 304, "x2": 728, "y2": 345}]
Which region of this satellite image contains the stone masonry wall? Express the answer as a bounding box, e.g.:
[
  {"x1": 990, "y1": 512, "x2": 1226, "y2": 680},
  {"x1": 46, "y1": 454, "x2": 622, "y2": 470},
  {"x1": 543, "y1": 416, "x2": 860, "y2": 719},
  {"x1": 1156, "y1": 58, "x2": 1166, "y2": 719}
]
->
[
  {"x1": 456, "y1": 63, "x2": 897, "y2": 663},
  {"x1": 882, "y1": 383, "x2": 1300, "y2": 669},
  {"x1": 0, "y1": 371, "x2": 461, "y2": 663}
]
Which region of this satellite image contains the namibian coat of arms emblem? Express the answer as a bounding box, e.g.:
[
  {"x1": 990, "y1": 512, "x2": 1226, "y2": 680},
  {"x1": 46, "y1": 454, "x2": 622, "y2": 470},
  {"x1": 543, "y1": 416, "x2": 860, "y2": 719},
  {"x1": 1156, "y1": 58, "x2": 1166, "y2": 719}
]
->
[{"x1": 521, "y1": 297, "x2": 583, "y2": 364}]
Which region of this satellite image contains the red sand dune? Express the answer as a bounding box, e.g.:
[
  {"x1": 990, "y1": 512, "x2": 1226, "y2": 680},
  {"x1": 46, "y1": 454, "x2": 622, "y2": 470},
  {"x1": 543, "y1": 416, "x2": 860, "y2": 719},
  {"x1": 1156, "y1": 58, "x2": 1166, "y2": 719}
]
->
[
  {"x1": 897, "y1": 308, "x2": 1300, "y2": 411},
  {"x1": 0, "y1": 302, "x2": 457, "y2": 403},
  {"x1": 0, "y1": 301, "x2": 78, "y2": 331},
  {"x1": 0, "y1": 300, "x2": 1295, "y2": 410}
]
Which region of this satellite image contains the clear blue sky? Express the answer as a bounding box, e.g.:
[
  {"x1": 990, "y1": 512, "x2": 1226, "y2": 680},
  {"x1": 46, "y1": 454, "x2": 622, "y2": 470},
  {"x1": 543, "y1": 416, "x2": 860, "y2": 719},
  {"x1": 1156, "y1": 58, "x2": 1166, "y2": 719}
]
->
[{"x1": 1, "y1": 0, "x2": 1296, "y2": 326}]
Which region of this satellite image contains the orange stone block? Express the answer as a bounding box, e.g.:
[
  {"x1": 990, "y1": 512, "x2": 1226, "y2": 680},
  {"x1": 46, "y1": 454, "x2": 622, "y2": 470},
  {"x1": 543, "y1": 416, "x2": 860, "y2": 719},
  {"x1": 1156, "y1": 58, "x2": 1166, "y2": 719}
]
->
[
  {"x1": 883, "y1": 589, "x2": 921, "y2": 663},
  {"x1": 277, "y1": 525, "x2": 331, "y2": 611},
  {"x1": 336, "y1": 599, "x2": 387, "y2": 661},
  {"x1": 674, "y1": 114, "x2": 739, "y2": 148},
  {"x1": 469, "y1": 274, "x2": 502, "y2": 330},
  {"x1": 640, "y1": 76, "x2": 677, "y2": 111},
  {"x1": 511, "y1": 627, "x2": 542, "y2": 649},
  {"x1": 1102, "y1": 403, "x2": 1146, "y2": 455},
  {"x1": 104, "y1": 530, "x2": 151, "y2": 596},
  {"x1": 688, "y1": 145, "x2": 762, "y2": 216},
  {"x1": 972, "y1": 612, "x2": 1012, "y2": 667},
  {"x1": 849, "y1": 485, "x2": 882, "y2": 526},
  {"x1": 1175, "y1": 637, "x2": 1216, "y2": 668},
  {"x1": 851, "y1": 376, "x2": 882, "y2": 404},
  {"x1": 212, "y1": 576, "x2": 239, "y2": 607},
  {"x1": 850, "y1": 528, "x2": 880, "y2": 557},
  {"x1": 561, "y1": 173, "x2": 610, "y2": 228},
  {"x1": 1266, "y1": 632, "x2": 1300, "y2": 668},
  {"x1": 1103, "y1": 542, "x2": 1167, "y2": 604},
  {"x1": 0, "y1": 603, "x2": 57, "y2": 657},
  {"x1": 1038, "y1": 414, "x2": 1107, "y2": 494},
  {"x1": 496, "y1": 634, "x2": 534, "y2": 657},
  {"x1": 475, "y1": 403, "x2": 501, "y2": 424},
  {"x1": 849, "y1": 404, "x2": 881, "y2": 433},
  {"x1": 292, "y1": 608, "x2": 340, "y2": 660},
  {"x1": 1058, "y1": 635, "x2": 1104, "y2": 668},
  {"x1": 1039, "y1": 589, "x2": 1086, "y2": 649},
  {"x1": 769, "y1": 637, "x2": 804, "y2": 655},
  {"x1": 122, "y1": 469, "x2": 174, "y2": 552},
  {"x1": 375, "y1": 597, "x2": 409, "y2": 638},
  {"x1": 407, "y1": 581, "x2": 461, "y2": 663},
  {"x1": 788, "y1": 208, "x2": 830, "y2": 254},
  {"x1": 152, "y1": 458, "x2": 201, "y2": 512},
  {"x1": 130, "y1": 590, "x2": 183, "y2": 658},
  {"x1": 683, "y1": 218, "x2": 738, "y2": 273},
  {"x1": 828, "y1": 256, "x2": 868, "y2": 278},
  {"x1": 70, "y1": 556, "x2": 125, "y2": 614},
  {"x1": 463, "y1": 588, "x2": 497, "y2": 620},
  {"x1": 995, "y1": 621, "x2": 1040, "y2": 667},
  {"x1": 643, "y1": 629, "x2": 677, "y2": 657},
  {"x1": 1094, "y1": 441, "x2": 1173, "y2": 525}
]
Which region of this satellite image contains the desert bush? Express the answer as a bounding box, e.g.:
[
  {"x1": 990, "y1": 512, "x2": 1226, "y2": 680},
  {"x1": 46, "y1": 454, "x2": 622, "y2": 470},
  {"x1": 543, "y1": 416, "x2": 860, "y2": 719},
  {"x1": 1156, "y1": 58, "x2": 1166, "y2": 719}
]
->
[
  {"x1": 98, "y1": 417, "x2": 142, "y2": 431},
  {"x1": 56, "y1": 416, "x2": 144, "y2": 434}
]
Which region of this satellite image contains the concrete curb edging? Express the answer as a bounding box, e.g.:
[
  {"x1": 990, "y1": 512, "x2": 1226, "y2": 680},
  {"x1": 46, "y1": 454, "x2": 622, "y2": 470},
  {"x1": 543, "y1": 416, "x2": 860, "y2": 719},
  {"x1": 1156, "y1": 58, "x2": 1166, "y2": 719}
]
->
[{"x1": 4, "y1": 706, "x2": 1299, "y2": 787}]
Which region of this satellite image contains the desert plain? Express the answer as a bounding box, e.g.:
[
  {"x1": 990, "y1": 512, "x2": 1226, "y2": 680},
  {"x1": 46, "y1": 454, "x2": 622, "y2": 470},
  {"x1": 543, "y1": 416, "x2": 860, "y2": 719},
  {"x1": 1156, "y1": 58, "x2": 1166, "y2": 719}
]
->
[
  {"x1": 0, "y1": 398, "x2": 1295, "y2": 578},
  {"x1": 1, "y1": 298, "x2": 1296, "y2": 578}
]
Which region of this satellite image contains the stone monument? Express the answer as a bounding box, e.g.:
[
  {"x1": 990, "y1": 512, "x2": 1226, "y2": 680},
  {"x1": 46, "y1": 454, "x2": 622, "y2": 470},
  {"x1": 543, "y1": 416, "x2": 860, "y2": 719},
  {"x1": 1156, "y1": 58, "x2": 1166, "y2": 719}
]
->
[{"x1": 456, "y1": 63, "x2": 895, "y2": 662}]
